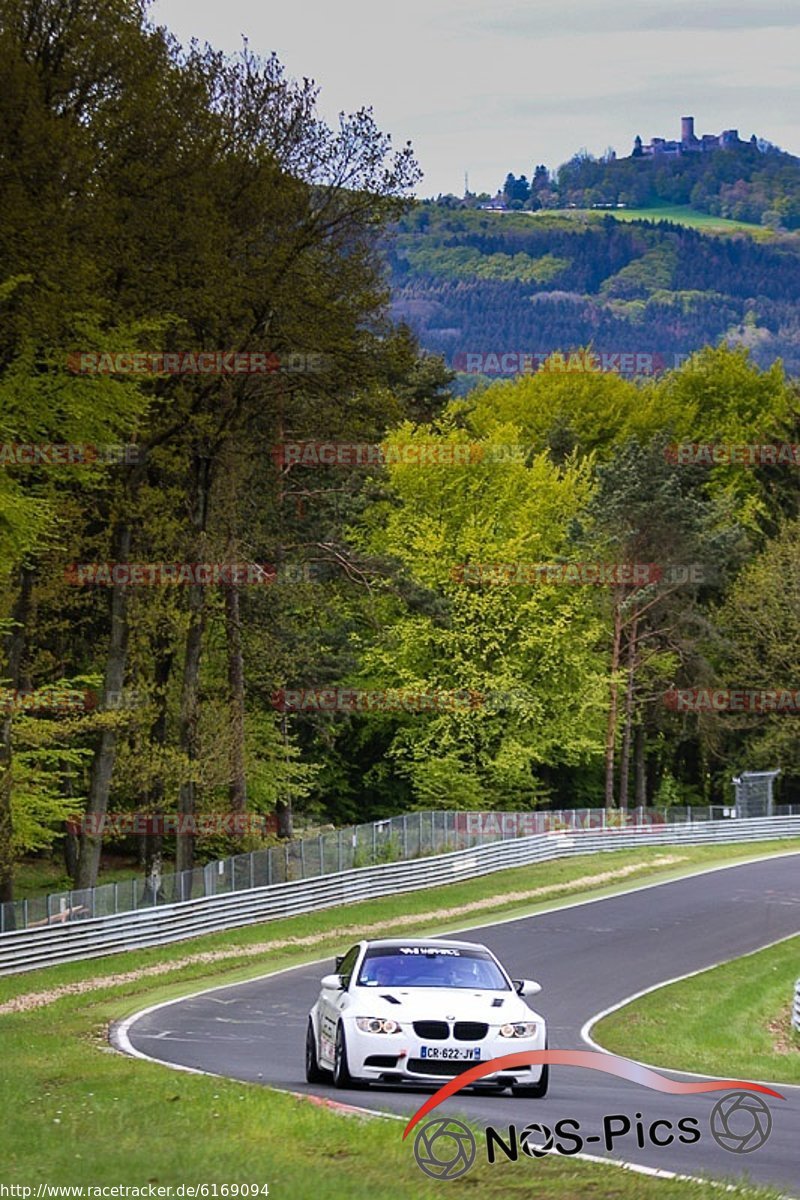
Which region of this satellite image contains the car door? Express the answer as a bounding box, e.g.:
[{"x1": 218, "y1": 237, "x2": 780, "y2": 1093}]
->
[{"x1": 318, "y1": 943, "x2": 360, "y2": 1065}]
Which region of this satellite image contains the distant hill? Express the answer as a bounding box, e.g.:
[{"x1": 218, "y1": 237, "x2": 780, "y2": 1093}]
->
[
  {"x1": 384, "y1": 206, "x2": 800, "y2": 380},
  {"x1": 473, "y1": 120, "x2": 800, "y2": 231},
  {"x1": 543, "y1": 140, "x2": 800, "y2": 229}
]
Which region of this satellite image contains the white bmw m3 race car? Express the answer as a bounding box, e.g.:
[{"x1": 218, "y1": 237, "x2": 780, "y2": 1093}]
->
[{"x1": 305, "y1": 936, "x2": 548, "y2": 1096}]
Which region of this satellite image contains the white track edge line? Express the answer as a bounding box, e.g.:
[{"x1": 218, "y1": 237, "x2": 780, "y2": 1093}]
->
[{"x1": 580, "y1": 928, "x2": 800, "y2": 1090}]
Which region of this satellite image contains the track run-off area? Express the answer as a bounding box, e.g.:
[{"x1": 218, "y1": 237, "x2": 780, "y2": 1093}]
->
[{"x1": 116, "y1": 853, "x2": 800, "y2": 1193}]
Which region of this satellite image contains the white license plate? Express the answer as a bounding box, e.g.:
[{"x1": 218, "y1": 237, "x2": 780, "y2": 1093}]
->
[{"x1": 420, "y1": 1046, "x2": 481, "y2": 1061}]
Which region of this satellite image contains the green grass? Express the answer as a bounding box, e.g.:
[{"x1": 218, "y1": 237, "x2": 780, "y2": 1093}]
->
[
  {"x1": 529, "y1": 205, "x2": 773, "y2": 236},
  {"x1": 2, "y1": 840, "x2": 799, "y2": 1196},
  {"x1": 594, "y1": 933, "x2": 800, "y2": 1084}
]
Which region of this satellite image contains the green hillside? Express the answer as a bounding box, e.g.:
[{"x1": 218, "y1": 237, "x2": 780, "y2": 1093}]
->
[
  {"x1": 386, "y1": 205, "x2": 800, "y2": 377},
  {"x1": 529, "y1": 205, "x2": 773, "y2": 236}
]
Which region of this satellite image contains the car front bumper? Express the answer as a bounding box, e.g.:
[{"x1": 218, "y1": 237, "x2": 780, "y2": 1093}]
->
[{"x1": 344, "y1": 1022, "x2": 547, "y2": 1086}]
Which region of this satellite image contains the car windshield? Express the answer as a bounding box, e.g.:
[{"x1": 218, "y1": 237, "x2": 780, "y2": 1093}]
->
[{"x1": 356, "y1": 945, "x2": 510, "y2": 990}]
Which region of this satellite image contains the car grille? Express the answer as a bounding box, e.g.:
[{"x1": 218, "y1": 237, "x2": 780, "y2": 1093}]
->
[
  {"x1": 412, "y1": 1020, "x2": 489, "y2": 1041},
  {"x1": 413, "y1": 1020, "x2": 449, "y2": 1040},
  {"x1": 454, "y1": 1022, "x2": 488, "y2": 1041},
  {"x1": 407, "y1": 1058, "x2": 478, "y2": 1076}
]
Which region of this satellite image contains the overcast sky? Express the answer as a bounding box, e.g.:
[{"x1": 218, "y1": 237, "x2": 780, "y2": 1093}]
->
[{"x1": 151, "y1": 0, "x2": 800, "y2": 197}]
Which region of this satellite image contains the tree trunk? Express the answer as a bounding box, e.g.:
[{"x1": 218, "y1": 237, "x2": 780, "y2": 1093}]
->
[
  {"x1": 634, "y1": 717, "x2": 647, "y2": 807},
  {"x1": 618, "y1": 617, "x2": 639, "y2": 813},
  {"x1": 0, "y1": 717, "x2": 13, "y2": 911},
  {"x1": 63, "y1": 762, "x2": 79, "y2": 881},
  {"x1": 603, "y1": 588, "x2": 623, "y2": 807},
  {"x1": 0, "y1": 566, "x2": 35, "y2": 906},
  {"x1": 276, "y1": 711, "x2": 293, "y2": 839},
  {"x1": 175, "y1": 449, "x2": 212, "y2": 892},
  {"x1": 75, "y1": 521, "x2": 131, "y2": 889},
  {"x1": 143, "y1": 642, "x2": 174, "y2": 883},
  {"x1": 226, "y1": 581, "x2": 247, "y2": 814},
  {"x1": 175, "y1": 581, "x2": 205, "y2": 890},
  {"x1": 273, "y1": 406, "x2": 292, "y2": 842},
  {"x1": 276, "y1": 797, "x2": 293, "y2": 839}
]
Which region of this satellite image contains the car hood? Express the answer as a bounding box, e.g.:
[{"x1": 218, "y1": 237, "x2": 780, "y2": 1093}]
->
[{"x1": 350, "y1": 986, "x2": 541, "y2": 1024}]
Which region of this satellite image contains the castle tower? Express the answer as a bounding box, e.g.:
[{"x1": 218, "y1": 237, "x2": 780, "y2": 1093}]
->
[{"x1": 681, "y1": 116, "x2": 696, "y2": 143}]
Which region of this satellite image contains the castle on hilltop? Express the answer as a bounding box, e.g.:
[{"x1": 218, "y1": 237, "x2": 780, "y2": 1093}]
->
[{"x1": 631, "y1": 116, "x2": 752, "y2": 159}]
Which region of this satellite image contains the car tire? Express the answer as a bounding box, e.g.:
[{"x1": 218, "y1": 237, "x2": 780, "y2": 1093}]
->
[
  {"x1": 332, "y1": 1021, "x2": 361, "y2": 1089},
  {"x1": 510, "y1": 1062, "x2": 548, "y2": 1098},
  {"x1": 511, "y1": 1039, "x2": 549, "y2": 1098},
  {"x1": 305, "y1": 1018, "x2": 327, "y2": 1084}
]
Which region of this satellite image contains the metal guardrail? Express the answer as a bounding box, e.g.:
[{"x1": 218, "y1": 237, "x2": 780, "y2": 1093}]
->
[
  {"x1": 793, "y1": 979, "x2": 800, "y2": 1033},
  {"x1": 6, "y1": 803, "x2": 798, "y2": 936},
  {"x1": 1, "y1": 813, "x2": 798, "y2": 976}
]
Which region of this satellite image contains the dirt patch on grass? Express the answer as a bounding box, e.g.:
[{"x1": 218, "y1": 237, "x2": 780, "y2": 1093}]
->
[
  {"x1": 767, "y1": 1005, "x2": 800, "y2": 1055},
  {"x1": 0, "y1": 854, "x2": 686, "y2": 1015}
]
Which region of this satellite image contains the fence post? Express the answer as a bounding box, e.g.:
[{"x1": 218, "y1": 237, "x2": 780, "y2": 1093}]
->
[
  {"x1": 419, "y1": 810, "x2": 423, "y2": 853},
  {"x1": 403, "y1": 814, "x2": 408, "y2": 859},
  {"x1": 268, "y1": 847, "x2": 273, "y2": 887},
  {"x1": 300, "y1": 839, "x2": 306, "y2": 878},
  {"x1": 687, "y1": 804, "x2": 692, "y2": 823},
  {"x1": 373, "y1": 821, "x2": 377, "y2": 864},
  {"x1": 338, "y1": 830, "x2": 342, "y2": 873},
  {"x1": 23, "y1": 898, "x2": 29, "y2": 930},
  {"x1": 319, "y1": 835, "x2": 324, "y2": 876},
  {"x1": 250, "y1": 852, "x2": 255, "y2": 890}
]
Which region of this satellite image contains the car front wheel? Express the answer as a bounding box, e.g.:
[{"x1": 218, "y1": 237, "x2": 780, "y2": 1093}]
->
[
  {"x1": 511, "y1": 1040, "x2": 549, "y2": 1098},
  {"x1": 305, "y1": 1017, "x2": 327, "y2": 1084},
  {"x1": 332, "y1": 1021, "x2": 362, "y2": 1089}
]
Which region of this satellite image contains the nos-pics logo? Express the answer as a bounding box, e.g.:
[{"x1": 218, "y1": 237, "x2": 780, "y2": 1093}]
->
[
  {"x1": 413, "y1": 1118, "x2": 476, "y2": 1181},
  {"x1": 406, "y1": 1051, "x2": 782, "y2": 1181}
]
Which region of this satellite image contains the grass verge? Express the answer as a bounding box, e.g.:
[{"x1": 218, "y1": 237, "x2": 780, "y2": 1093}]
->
[
  {"x1": 530, "y1": 205, "x2": 773, "y2": 235},
  {"x1": 593, "y1": 932, "x2": 800, "y2": 1085},
  {"x1": 2, "y1": 839, "x2": 799, "y2": 1196}
]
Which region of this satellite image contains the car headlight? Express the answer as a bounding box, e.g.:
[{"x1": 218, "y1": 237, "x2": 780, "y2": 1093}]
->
[
  {"x1": 355, "y1": 1017, "x2": 401, "y2": 1034},
  {"x1": 499, "y1": 1022, "x2": 539, "y2": 1038}
]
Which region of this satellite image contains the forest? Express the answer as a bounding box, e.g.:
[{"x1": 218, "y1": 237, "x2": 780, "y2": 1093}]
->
[
  {"x1": 1, "y1": 0, "x2": 799, "y2": 904},
  {"x1": 388, "y1": 207, "x2": 800, "y2": 378}
]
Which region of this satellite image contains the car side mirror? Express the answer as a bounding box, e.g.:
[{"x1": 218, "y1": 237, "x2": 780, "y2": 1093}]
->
[
  {"x1": 513, "y1": 978, "x2": 542, "y2": 997},
  {"x1": 321, "y1": 973, "x2": 345, "y2": 991}
]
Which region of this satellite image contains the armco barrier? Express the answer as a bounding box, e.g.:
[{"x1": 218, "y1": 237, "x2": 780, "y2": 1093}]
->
[
  {"x1": 0, "y1": 815, "x2": 799, "y2": 976},
  {"x1": 6, "y1": 804, "x2": 796, "y2": 935}
]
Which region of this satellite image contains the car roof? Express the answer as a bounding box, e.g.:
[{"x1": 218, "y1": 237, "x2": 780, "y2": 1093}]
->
[{"x1": 361, "y1": 937, "x2": 490, "y2": 952}]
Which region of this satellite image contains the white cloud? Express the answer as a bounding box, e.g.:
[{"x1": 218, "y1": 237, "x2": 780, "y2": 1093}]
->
[{"x1": 151, "y1": 0, "x2": 800, "y2": 195}]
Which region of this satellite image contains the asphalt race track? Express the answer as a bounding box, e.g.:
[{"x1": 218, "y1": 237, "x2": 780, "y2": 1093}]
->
[{"x1": 118, "y1": 854, "x2": 800, "y2": 1193}]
